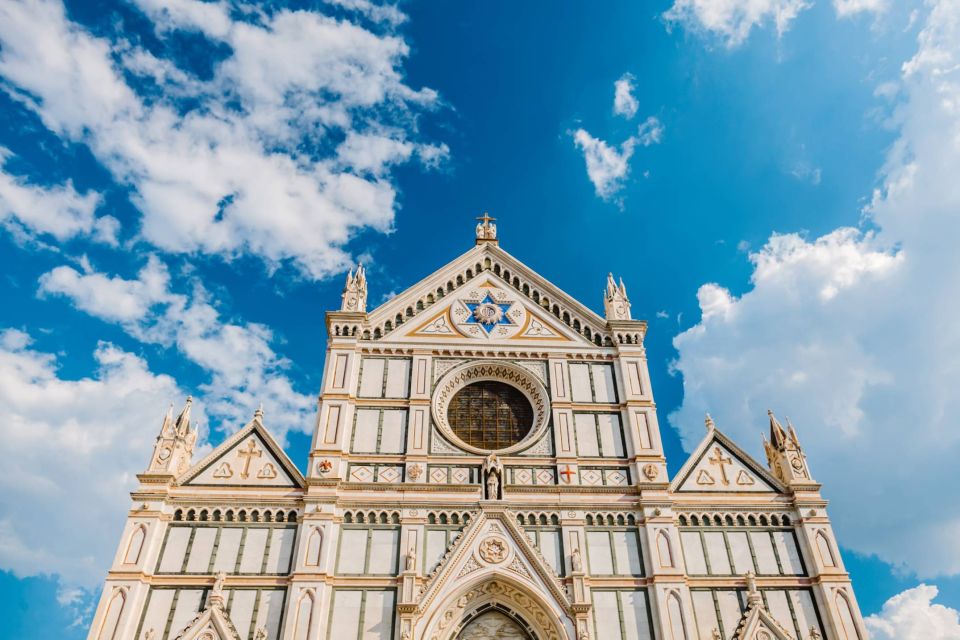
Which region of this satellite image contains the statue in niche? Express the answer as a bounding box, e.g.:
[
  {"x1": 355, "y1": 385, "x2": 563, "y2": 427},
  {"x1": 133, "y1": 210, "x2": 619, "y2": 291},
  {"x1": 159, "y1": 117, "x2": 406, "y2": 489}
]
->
[
  {"x1": 405, "y1": 549, "x2": 416, "y2": 572},
  {"x1": 571, "y1": 547, "x2": 583, "y2": 572},
  {"x1": 483, "y1": 453, "x2": 503, "y2": 500}
]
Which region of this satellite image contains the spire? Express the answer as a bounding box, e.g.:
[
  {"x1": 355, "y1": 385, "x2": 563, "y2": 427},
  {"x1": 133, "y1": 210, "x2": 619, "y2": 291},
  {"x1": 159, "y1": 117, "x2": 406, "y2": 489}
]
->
[
  {"x1": 254, "y1": 403, "x2": 264, "y2": 421},
  {"x1": 768, "y1": 409, "x2": 787, "y2": 447},
  {"x1": 174, "y1": 395, "x2": 192, "y2": 437},
  {"x1": 603, "y1": 273, "x2": 631, "y2": 321},
  {"x1": 340, "y1": 263, "x2": 368, "y2": 312},
  {"x1": 763, "y1": 410, "x2": 813, "y2": 485},
  {"x1": 475, "y1": 212, "x2": 497, "y2": 244},
  {"x1": 705, "y1": 413, "x2": 715, "y2": 432},
  {"x1": 146, "y1": 396, "x2": 197, "y2": 476}
]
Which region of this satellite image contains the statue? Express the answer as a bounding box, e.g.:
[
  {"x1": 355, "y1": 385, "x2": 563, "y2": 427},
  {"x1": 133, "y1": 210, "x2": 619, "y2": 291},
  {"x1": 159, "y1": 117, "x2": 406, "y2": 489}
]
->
[
  {"x1": 486, "y1": 469, "x2": 500, "y2": 500},
  {"x1": 483, "y1": 453, "x2": 503, "y2": 500},
  {"x1": 405, "y1": 549, "x2": 416, "y2": 572},
  {"x1": 212, "y1": 571, "x2": 226, "y2": 596},
  {"x1": 571, "y1": 547, "x2": 583, "y2": 572}
]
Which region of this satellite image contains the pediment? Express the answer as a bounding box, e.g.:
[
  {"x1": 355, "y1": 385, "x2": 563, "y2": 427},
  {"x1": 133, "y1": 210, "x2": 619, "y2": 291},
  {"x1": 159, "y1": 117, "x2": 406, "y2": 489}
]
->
[
  {"x1": 179, "y1": 417, "x2": 304, "y2": 488},
  {"x1": 672, "y1": 426, "x2": 782, "y2": 494},
  {"x1": 393, "y1": 273, "x2": 593, "y2": 346},
  {"x1": 363, "y1": 243, "x2": 612, "y2": 346},
  {"x1": 417, "y1": 508, "x2": 570, "y2": 616},
  {"x1": 172, "y1": 603, "x2": 241, "y2": 640},
  {"x1": 734, "y1": 604, "x2": 795, "y2": 640}
]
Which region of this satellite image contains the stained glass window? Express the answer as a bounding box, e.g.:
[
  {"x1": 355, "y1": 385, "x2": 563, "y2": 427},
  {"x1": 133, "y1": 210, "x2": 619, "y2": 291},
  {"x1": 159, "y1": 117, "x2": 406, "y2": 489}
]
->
[{"x1": 447, "y1": 381, "x2": 533, "y2": 450}]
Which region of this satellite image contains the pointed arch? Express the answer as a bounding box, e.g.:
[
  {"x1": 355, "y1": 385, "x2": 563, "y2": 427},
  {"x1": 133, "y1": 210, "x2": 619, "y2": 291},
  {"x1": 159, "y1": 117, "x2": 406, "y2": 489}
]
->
[
  {"x1": 656, "y1": 530, "x2": 674, "y2": 568},
  {"x1": 816, "y1": 530, "x2": 837, "y2": 568},
  {"x1": 666, "y1": 590, "x2": 688, "y2": 640},
  {"x1": 305, "y1": 526, "x2": 323, "y2": 566},
  {"x1": 293, "y1": 589, "x2": 315, "y2": 640},
  {"x1": 420, "y1": 575, "x2": 570, "y2": 640},
  {"x1": 835, "y1": 590, "x2": 862, "y2": 640},
  {"x1": 122, "y1": 524, "x2": 147, "y2": 565},
  {"x1": 96, "y1": 588, "x2": 126, "y2": 640}
]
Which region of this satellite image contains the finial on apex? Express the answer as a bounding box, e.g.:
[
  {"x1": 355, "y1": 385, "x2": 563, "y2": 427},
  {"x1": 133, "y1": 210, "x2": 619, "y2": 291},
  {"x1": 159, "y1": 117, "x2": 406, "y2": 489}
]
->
[
  {"x1": 704, "y1": 413, "x2": 715, "y2": 431},
  {"x1": 254, "y1": 403, "x2": 264, "y2": 420},
  {"x1": 475, "y1": 212, "x2": 497, "y2": 244},
  {"x1": 603, "y1": 273, "x2": 631, "y2": 321},
  {"x1": 340, "y1": 262, "x2": 368, "y2": 312}
]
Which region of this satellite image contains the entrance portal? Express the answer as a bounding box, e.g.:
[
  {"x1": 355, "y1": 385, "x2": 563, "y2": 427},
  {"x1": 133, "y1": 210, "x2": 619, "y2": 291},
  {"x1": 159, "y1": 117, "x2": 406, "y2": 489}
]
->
[{"x1": 456, "y1": 609, "x2": 535, "y2": 640}]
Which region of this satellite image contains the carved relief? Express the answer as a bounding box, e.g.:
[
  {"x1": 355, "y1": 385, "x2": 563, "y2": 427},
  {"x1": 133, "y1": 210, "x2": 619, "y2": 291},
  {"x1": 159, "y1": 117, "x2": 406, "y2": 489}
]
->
[{"x1": 478, "y1": 536, "x2": 509, "y2": 564}]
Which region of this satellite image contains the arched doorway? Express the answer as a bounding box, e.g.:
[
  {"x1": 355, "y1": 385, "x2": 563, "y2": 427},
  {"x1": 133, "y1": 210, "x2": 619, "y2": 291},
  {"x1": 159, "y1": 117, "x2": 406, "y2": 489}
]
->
[{"x1": 455, "y1": 603, "x2": 536, "y2": 639}]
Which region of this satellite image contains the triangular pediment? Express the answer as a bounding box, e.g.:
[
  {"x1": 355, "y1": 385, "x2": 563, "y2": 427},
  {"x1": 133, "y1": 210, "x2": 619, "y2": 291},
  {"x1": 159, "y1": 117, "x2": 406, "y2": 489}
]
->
[
  {"x1": 179, "y1": 417, "x2": 304, "y2": 488},
  {"x1": 172, "y1": 602, "x2": 241, "y2": 640},
  {"x1": 363, "y1": 243, "x2": 612, "y2": 346},
  {"x1": 417, "y1": 507, "x2": 570, "y2": 616},
  {"x1": 734, "y1": 603, "x2": 796, "y2": 640},
  {"x1": 672, "y1": 426, "x2": 783, "y2": 493},
  {"x1": 393, "y1": 272, "x2": 594, "y2": 346}
]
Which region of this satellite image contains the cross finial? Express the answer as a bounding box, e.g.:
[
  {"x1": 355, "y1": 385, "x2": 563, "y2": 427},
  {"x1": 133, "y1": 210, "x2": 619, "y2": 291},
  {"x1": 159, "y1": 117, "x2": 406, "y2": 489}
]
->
[{"x1": 475, "y1": 212, "x2": 497, "y2": 243}]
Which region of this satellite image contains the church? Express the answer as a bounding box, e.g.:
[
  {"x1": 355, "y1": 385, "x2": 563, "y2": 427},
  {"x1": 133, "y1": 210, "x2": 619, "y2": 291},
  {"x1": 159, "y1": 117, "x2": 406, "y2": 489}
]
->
[{"x1": 88, "y1": 217, "x2": 867, "y2": 640}]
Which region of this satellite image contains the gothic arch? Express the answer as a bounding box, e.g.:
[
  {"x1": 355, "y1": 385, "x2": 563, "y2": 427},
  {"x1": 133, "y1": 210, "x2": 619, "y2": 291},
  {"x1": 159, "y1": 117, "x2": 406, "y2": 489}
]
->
[
  {"x1": 419, "y1": 575, "x2": 572, "y2": 640},
  {"x1": 305, "y1": 526, "x2": 323, "y2": 566},
  {"x1": 96, "y1": 587, "x2": 127, "y2": 640},
  {"x1": 656, "y1": 530, "x2": 674, "y2": 568},
  {"x1": 122, "y1": 524, "x2": 147, "y2": 565},
  {"x1": 816, "y1": 530, "x2": 837, "y2": 568}
]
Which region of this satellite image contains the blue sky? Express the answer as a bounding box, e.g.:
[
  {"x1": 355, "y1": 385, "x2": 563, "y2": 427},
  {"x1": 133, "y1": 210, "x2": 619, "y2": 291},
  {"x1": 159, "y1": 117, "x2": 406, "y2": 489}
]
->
[{"x1": 1, "y1": 0, "x2": 960, "y2": 637}]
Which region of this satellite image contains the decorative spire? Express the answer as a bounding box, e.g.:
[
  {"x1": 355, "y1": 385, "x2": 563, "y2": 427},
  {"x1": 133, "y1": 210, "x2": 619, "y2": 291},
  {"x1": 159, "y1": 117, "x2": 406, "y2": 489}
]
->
[
  {"x1": 705, "y1": 413, "x2": 715, "y2": 432},
  {"x1": 340, "y1": 263, "x2": 367, "y2": 312},
  {"x1": 763, "y1": 410, "x2": 813, "y2": 485},
  {"x1": 475, "y1": 212, "x2": 497, "y2": 244},
  {"x1": 254, "y1": 403, "x2": 264, "y2": 421},
  {"x1": 603, "y1": 273, "x2": 631, "y2": 321},
  {"x1": 768, "y1": 409, "x2": 787, "y2": 447},
  {"x1": 147, "y1": 396, "x2": 196, "y2": 476},
  {"x1": 174, "y1": 395, "x2": 192, "y2": 437}
]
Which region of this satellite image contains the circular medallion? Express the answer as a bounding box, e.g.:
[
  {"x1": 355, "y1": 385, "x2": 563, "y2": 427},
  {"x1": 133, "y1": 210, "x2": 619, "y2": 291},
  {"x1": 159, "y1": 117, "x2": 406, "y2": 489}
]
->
[{"x1": 478, "y1": 536, "x2": 509, "y2": 564}]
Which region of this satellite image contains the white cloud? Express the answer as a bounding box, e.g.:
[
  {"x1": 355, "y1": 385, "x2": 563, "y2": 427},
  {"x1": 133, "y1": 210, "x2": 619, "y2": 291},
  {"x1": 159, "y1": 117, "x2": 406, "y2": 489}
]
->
[
  {"x1": 663, "y1": 0, "x2": 811, "y2": 47},
  {"x1": 614, "y1": 73, "x2": 640, "y2": 119},
  {"x1": 0, "y1": 0, "x2": 441, "y2": 279},
  {"x1": 865, "y1": 585, "x2": 960, "y2": 640},
  {"x1": 0, "y1": 149, "x2": 116, "y2": 244},
  {"x1": 38, "y1": 256, "x2": 170, "y2": 323},
  {"x1": 573, "y1": 117, "x2": 664, "y2": 202},
  {"x1": 39, "y1": 258, "x2": 313, "y2": 441},
  {"x1": 670, "y1": 0, "x2": 960, "y2": 576},
  {"x1": 572, "y1": 129, "x2": 637, "y2": 201},
  {"x1": 0, "y1": 329, "x2": 188, "y2": 586},
  {"x1": 835, "y1": 0, "x2": 888, "y2": 18}
]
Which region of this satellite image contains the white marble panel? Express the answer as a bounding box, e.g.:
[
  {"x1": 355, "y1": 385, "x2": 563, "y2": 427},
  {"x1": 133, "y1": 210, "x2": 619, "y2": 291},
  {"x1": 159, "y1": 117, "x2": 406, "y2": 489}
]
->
[
  {"x1": 359, "y1": 359, "x2": 385, "y2": 398},
  {"x1": 157, "y1": 527, "x2": 190, "y2": 573},
  {"x1": 239, "y1": 528, "x2": 268, "y2": 573}
]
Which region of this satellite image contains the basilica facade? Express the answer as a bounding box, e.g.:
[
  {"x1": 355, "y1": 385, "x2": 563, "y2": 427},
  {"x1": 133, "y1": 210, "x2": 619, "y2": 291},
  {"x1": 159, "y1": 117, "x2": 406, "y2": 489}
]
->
[{"x1": 88, "y1": 218, "x2": 867, "y2": 640}]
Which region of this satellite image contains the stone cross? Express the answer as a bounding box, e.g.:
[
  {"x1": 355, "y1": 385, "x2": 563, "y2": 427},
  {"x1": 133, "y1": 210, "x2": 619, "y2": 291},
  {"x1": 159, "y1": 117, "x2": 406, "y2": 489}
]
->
[
  {"x1": 708, "y1": 446, "x2": 733, "y2": 485},
  {"x1": 237, "y1": 439, "x2": 263, "y2": 479}
]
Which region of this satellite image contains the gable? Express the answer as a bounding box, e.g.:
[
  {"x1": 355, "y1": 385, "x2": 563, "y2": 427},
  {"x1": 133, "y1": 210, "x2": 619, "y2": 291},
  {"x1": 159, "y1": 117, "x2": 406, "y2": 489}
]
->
[
  {"x1": 673, "y1": 431, "x2": 782, "y2": 494},
  {"x1": 363, "y1": 243, "x2": 612, "y2": 346},
  {"x1": 418, "y1": 510, "x2": 570, "y2": 616},
  {"x1": 181, "y1": 420, "x2": 304, "y2": 488},
  {"x1": 395, "y1": 273, "x2": 593, "y2": 346}
]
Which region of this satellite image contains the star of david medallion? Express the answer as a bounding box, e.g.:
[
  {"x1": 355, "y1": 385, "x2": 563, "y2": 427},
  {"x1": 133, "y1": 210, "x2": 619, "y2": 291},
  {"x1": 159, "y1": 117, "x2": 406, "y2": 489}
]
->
[
  {"x1": 453, "y1": 288, "x2": 526, "y2": 339},
  {"x1": 465, "y1": 294, "x2": 513, "y2": 333}
]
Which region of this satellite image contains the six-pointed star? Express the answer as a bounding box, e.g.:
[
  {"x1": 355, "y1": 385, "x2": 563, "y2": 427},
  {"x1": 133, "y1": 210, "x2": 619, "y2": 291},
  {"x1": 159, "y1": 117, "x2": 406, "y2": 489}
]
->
[{"x1": 464, "y1": 294, "x2": 514, "y2": 333}]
